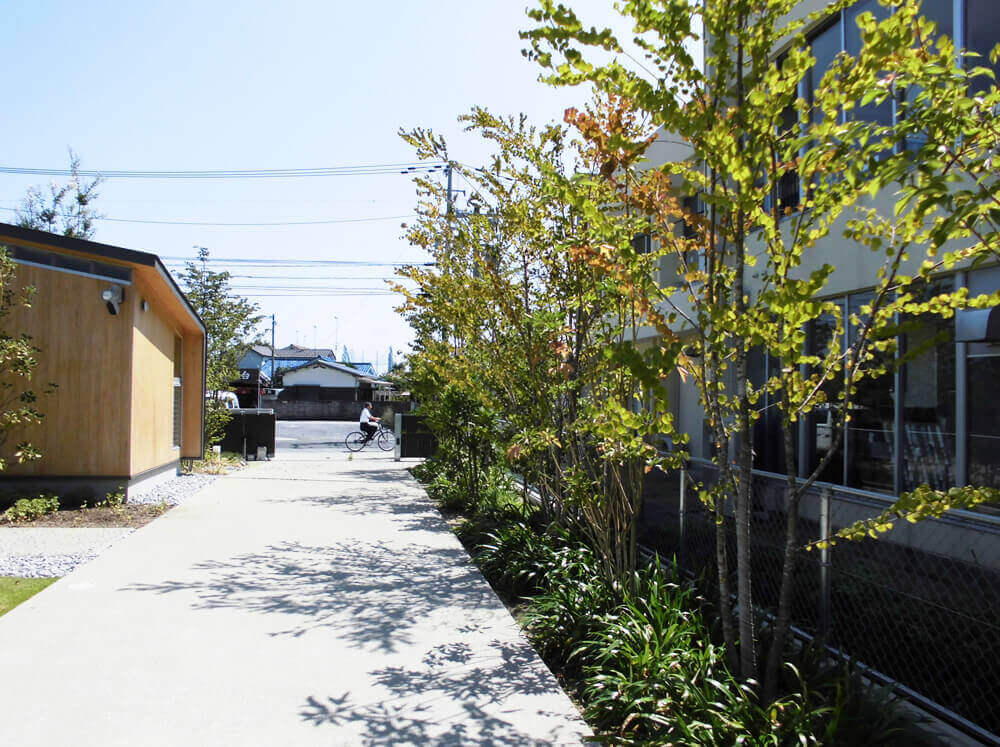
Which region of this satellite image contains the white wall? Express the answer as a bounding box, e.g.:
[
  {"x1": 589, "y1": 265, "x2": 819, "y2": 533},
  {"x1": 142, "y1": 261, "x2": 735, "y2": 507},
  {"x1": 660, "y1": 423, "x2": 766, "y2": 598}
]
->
[{"x1": 282, "y1": 365, "x2": 359, "y2": 388}]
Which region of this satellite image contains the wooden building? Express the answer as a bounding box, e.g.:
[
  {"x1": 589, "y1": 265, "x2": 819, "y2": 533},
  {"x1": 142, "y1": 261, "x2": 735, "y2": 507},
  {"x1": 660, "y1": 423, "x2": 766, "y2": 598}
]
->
[{"x1": 0, "y1": 223, "x2": 206, "y2": 497}]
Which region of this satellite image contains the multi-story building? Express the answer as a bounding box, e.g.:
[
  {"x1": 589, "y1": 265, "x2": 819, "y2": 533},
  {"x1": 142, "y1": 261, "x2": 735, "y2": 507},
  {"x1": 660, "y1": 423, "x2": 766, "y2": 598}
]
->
[
  {"x1": 631, "y1": 2, "x2": 1000, "y2": 740},
  {"x1": 641, "y1": 0, "x2": 1000, "y2": 500}
]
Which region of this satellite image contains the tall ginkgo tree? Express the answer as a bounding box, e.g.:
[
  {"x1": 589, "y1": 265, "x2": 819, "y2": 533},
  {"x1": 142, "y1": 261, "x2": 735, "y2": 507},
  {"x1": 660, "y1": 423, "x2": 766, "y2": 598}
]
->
[{"x1": 525, "y1": 0, "x2": 1000, "y2": 693}]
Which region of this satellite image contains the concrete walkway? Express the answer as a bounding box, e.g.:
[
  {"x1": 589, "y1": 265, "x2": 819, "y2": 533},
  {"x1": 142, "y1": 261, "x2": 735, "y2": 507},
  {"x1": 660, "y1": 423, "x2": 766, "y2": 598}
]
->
[{"x1": 0, "y1": 425, "x2": 589, "y2": 746}]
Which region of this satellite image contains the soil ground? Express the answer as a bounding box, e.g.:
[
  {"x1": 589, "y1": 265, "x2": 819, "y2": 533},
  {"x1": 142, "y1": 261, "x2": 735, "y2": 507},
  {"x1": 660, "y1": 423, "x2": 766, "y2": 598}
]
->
[{"x1": 3, "y1": 503, "x2": 171, "y2": 529}]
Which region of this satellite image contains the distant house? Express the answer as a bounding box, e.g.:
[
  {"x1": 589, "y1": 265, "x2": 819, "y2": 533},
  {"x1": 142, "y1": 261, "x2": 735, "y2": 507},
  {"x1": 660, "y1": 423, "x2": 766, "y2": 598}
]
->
[
  {"x1": 280, "y1": 356, "x2": 388, "y2": 397},
  {"x1": 0, "y1": 223, "x2": 206, "y2": 497},
  {"x1": 238, "y1": 344, "x2": 336, "y2": 382},
  {"x1": 272, "y1": 356, "x2": 394, "y2": 420}
]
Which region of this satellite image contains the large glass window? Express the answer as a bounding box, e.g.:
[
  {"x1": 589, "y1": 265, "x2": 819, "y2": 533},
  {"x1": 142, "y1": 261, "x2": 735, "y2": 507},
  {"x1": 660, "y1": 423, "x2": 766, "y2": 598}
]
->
[
  {"x1": 845, "y1": 292, "x2": 896, "y2": 493},
  {"x1": 846, "y1": 0, "x2": 895, "y2": 131},
  {"x1": 903, "y1": 0, "x2": 955, "y2": 150},
  {"x1": 750, "y1": 347, "x2": 792, "y2": 474},
  {"x1": 966, "y1": 267, "x2": 1000, "y2": 489},
  {"x1": 918, "y1": 0, "x2": 954, "y2": 40},
  {"x1": 807, "y1": 304, "x2": 845, "y2": 484},
  {"x1": 901, "y1": 279, "x2": 956, "y2": 492},
  {"x1": 845, "y1": 0, "x2": 891, "y2": 56},
  {"x1": 809, "y1": 16, "x2": 844, "y2": 125},
  {"x1": 967, "y1": 0, "x2": 1000, "y2": 95}
]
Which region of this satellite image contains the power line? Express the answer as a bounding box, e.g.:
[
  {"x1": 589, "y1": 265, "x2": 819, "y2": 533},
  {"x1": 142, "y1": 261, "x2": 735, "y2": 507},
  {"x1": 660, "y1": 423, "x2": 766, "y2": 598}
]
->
[
  {"x1": 162, "y1": 257, "x2": 430, "y2": 267},
  {"x1": 93, "y1": 213, "x2": 413, "y2": 227},
  {"x1": 0, "y1": 162, "x2": 446, "y2": 180},
  {"x1": 0, "y1": 205, "x2": 414, "y2": 227},
  {"x1": 232, "y1": 291, "x2": 399, "y2": 297},
  {"x1": 225, "y1": 274, "x2": 410, "y2": 280}
]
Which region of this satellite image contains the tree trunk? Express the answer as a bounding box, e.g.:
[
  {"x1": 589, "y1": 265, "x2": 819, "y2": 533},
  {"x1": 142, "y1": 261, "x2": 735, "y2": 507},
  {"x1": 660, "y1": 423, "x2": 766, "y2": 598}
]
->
[
  {"x1": 763, "y1": 417, "x2": 802, "y2": 701},
  {"x1": 715, "y1": 429, "x2": 738, "y2": 669},
  {"x1": 734, "y1": 396, "x2": 757, "y2": 680},
  {"x1": 731, "y1": 27, "x2": 757, "y2": 682}
]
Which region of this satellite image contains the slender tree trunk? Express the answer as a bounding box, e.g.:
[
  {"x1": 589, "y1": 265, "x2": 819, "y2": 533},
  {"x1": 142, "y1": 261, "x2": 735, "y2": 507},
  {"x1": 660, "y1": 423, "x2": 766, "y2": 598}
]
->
[
  {"x1": 732, "y1": 27, "x2": 757, "y2": 682},
  {"x1": 734, "y1": 396, "x2": 757, "y2": 679},
  {"x1": 715, "y1": 426, "x2": 738, "y2": 669},
  {"x1": 763, "y1": 416, "x2": 802, "y2": 701}
]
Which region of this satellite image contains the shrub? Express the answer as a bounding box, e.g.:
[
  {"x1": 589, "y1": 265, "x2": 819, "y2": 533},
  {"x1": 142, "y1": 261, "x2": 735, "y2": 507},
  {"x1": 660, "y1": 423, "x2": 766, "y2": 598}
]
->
[
  {"x1": 525, "y1": 566, "x2": 617, "y2": 668},
  {"x1": 477, "y1": 521, "x2": 585, "y2": 596},
  {"x1": 571, "y1": 563, "x2": 829, "y2": 745},
  {"x1": 2, "y1": 493, "x2": 60, "y2": 522},
  {"x1": 101, "y1": 489, "x2": 126, "y2": 508}
]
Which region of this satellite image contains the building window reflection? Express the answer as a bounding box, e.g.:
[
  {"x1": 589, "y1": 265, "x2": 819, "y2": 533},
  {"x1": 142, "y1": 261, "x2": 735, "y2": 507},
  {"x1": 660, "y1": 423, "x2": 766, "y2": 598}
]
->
[
  {"x1": 845, "y1": 292, "x2": 895, "y2": 493},
  {"x1": 966, "y1": 266, "x2": 1000, "y2": 490},
  {"x1": 901, "y1": 279, "x2": 956, "y2": 492},
  {"x1": 806, "y1": 303, "x2": 845, "y2": 485}
]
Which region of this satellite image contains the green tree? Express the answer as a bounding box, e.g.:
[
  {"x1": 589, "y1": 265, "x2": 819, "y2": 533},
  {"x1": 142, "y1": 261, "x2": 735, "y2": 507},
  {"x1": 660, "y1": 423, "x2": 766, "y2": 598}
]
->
[
  {"x1": 524, "y1": 0, "x2": 1000, "y2": 692},
  {"x1": 15, "y1": 151, "x2": 102, "y2": 239},
  {"x1": 178, "y1": 247, "x2": 262, "y2": 447},
  {"x1": 398, "y1": 107, "x2": 680, "y2": 582},
  {"x1": 0, "y1": 248, "x2": 52, "y2": 470}
]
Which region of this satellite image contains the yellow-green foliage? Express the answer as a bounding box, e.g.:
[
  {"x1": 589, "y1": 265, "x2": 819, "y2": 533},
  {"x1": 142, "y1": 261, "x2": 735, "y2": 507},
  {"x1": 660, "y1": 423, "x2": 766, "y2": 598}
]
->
[{"x1": 809, "y1": 484, "x2": 1000, "y2": 550}]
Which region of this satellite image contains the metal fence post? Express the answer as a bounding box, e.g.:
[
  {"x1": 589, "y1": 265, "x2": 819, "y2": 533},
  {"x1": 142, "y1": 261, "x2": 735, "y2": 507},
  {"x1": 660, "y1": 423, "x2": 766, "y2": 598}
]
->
[
  {"x1": 393, "y1": 412, "x2": 402, "y2": 462},
  {"x1": 818, "y1": 486, "x2": 832, "y2": 638},
  {"x1": 678, "y1": 463, "x2": 687, "y2": 570}
]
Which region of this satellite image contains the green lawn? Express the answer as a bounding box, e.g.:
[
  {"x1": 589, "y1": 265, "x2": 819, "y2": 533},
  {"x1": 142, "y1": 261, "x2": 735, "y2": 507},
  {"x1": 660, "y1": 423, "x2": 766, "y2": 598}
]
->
[{"x1": 0, "y1": 576, "x2": 57, "y2": 616}]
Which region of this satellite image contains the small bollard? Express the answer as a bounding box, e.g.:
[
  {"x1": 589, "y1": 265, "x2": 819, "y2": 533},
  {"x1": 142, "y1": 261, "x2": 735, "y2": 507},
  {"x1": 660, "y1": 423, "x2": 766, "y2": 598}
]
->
[
  {"x1": 212, "y1": 445, "x2": 221, "y2": 456},
  {"x1": 256, "y1": 445, "x2": 268, "y2": 461}
]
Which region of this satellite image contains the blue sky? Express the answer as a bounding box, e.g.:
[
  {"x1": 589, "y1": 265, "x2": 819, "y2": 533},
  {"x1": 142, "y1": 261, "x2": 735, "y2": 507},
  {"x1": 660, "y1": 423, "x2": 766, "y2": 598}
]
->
[{"x1": 0, "y1": 1, "x2": 638, "y2": 368}]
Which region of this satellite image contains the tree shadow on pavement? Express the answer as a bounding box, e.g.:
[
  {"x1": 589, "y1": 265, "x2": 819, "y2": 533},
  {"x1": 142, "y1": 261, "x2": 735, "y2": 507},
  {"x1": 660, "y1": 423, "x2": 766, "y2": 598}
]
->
[
  {"x1": 298, "y1": 633, "x2": 583, "y2": 744},
  {"x1": 372, "y1": 639, "x2": 556, "y2": 700},
  {"x1": 299, "y1": 691, "x2": 574, "y2": 746},
  {"x1": 330, "y1": 467, "x2": 416, "y2": 483},
  {"x1": 123, "y1": 539, "x2": 497, "y2": 652},
  {"x1": 280, "y1": 492, "x2": 446, "y2": 535}
]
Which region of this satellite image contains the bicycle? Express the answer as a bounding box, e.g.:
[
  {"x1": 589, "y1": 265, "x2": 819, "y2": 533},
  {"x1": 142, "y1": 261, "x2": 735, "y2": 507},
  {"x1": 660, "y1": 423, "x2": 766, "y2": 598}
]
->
[{"x1": 345, "y1": 422, "x2": 395, "y2": 452}]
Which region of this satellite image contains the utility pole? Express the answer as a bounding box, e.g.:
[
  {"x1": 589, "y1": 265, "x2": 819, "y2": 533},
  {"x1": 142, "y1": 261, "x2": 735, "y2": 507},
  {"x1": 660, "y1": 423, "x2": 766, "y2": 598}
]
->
[
  {"x1": 446, "y1": 163, "x2": 453, "y2": 216},
  {"x1": 270, "y1": 314, "x2": 276, "y2": 395}
]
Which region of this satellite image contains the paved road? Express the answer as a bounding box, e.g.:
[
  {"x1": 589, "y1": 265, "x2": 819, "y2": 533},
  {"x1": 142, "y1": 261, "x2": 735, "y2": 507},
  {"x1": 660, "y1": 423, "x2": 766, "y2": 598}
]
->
[
  {"x1": 276, "y1": 419, "x2": 357, "y2": 451},
  {"x1": 0, "y1": 421, "x2": 589, "y2": 746}
]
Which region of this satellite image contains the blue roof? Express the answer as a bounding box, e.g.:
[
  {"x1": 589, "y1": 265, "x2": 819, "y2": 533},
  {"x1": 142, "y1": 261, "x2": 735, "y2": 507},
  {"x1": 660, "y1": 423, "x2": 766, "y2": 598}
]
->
[
  {"x1": 260, "y1": 357, "x2": 313, "y2": 379},
  {"x1": 252, "y1": 355, "x2": 382, "y2": 382},
  {"x1": 346, "y1": 361, "x2": 376, "y2": 375}
]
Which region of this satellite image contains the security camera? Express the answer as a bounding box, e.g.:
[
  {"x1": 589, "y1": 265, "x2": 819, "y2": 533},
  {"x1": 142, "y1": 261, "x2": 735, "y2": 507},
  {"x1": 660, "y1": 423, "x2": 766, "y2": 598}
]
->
[{"x1": 102, "y1": 285, "x2": 124, "y2": 315}]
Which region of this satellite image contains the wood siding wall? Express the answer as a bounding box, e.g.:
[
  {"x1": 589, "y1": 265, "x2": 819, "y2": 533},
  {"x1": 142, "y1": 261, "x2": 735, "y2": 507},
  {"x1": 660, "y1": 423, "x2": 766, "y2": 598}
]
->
[
  {"x1": 2, "y1": 264, "x2": 133, "y2": 476},
  {"x1": 181, "y1": 332, "x2": 204, "y2": 460},
  {"x1": 129, "y1": 279, "x2": 179, "y2": 476}
]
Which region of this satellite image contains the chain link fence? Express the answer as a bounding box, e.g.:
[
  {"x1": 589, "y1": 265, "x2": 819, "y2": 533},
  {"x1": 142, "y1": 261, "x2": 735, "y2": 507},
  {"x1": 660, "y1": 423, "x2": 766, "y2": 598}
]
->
[{"x1": 639, "y1": 457, "x2": 1000, "y2": 743}]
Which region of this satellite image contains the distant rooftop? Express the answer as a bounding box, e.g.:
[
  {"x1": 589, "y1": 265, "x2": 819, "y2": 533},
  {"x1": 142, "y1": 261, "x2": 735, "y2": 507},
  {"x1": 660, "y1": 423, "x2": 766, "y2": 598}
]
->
[{"x1": 250, "y1": 344, "x2": 336, "y2": 360}]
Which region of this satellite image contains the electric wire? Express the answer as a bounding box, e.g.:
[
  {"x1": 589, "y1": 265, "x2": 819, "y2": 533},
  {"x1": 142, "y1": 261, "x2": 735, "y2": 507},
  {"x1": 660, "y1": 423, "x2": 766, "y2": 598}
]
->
[
  {"x1": 0, "y1": 205, "x2": 414, "y2": 227},
  {"x1": 161, "y1": 257, "x2": 429, "y2": 267},
  {"x1": 0, "y1": 162, "x2": 446, "y2": 179}
]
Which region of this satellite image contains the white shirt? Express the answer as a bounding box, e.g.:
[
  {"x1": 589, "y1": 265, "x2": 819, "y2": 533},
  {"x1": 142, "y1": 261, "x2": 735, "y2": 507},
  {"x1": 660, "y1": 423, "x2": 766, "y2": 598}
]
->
[{"x1": 360, "y1": 407, "x2": 372, "y2": 426}]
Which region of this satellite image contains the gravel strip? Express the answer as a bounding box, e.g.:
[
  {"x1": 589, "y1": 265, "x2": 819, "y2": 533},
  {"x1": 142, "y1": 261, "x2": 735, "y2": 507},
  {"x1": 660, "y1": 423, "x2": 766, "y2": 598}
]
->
[
  {"x1": 0, "y1": 554, "x2": 99, "y2": 578},
  {"x1": 128, "y1": 472, "x2": 218, "y2": 506},
  {"x1": 0, "y1": 528, "x2": 134, "y2": 578}
]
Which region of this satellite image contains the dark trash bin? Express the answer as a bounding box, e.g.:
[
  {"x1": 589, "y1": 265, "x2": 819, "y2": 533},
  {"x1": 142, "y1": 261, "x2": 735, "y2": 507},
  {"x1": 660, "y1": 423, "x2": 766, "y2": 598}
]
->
[
  {"x1": 396, "y1": 413, "x2": 437, "y2": 459},
  {"x1": 220, "y1": 409, "x2": 276, "y2": 459}
]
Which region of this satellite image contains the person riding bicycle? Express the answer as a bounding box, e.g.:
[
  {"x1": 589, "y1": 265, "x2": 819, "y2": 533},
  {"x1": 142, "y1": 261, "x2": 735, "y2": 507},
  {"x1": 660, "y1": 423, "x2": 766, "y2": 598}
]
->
[{"x1": 359, "y1": 402, "x2": 380, "y2": 444}]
